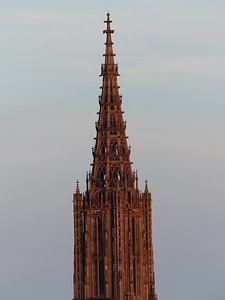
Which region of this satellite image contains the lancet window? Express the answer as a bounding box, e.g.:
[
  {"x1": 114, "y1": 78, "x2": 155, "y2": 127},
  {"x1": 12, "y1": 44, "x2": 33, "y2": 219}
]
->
[
  {"x1": 109, "y1": 164, "x2": 121, "y2": 187},
  {"x1": 110, "y1": 138, "x2": 119, "y2": 158},
  {"x1": 99, "y1": 139, "x2": 107, "y2": 156},
  {"x1": 97, "y1": 166, "x2": 106, "y2": 187},
  {"x1": 110, "y1": 114, "x2": 116, "y2": 134}
]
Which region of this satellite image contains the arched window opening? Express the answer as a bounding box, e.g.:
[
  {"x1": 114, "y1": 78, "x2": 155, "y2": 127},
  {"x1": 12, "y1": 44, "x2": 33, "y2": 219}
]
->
[
  {"x1": 110, "y1": 114, "x2": 116, "y2": 134},
  {"x1": 98, "y1": 167, "x2": 106, "y2": 188},
  {"x1": 110, "y1": 139, "x2": 119, "y2": 157},
  {"x1": 128, "y1": 191, "x2": 131, "y2": 203},
  {"x1": 101, "y1": 145, "x2": 105, "y2": 155}
]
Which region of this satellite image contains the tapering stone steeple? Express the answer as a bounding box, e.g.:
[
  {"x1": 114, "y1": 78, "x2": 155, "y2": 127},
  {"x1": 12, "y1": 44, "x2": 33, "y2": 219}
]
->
[
  {"x1": 91, "y1": 13, "x2": 134, "y2": 193},
  {"x1": 73, "y1": 13, "x2": 158, "y2": 300}
]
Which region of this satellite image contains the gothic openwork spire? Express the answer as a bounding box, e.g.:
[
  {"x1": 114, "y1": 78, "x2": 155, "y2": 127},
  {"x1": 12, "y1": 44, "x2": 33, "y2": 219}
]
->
[
  {"x1": 73, "y1": 14, "x2": 158, "y2": 300},
  {"x1": 92, "y1": 13, "x2": 133, "y2": 192}
]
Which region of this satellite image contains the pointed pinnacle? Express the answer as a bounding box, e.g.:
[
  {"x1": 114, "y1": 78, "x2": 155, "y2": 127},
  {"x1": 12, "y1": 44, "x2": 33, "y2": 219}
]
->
[
  {"x1": 103, "y1": 13, "x2": 115, "y2": 65},
  {"x1": 145, "y1": 179, "x2": 149, "y2": 193},
  {"x1": 76, "y1": 180, "x2": 80, "y2": 194}
]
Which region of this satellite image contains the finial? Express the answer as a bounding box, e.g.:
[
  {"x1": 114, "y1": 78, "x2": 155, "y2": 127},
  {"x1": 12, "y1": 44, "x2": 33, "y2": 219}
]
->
[
  {"x1": 144, "y1": 179, "x2": 149, "y2": 193},
  {"x1": 76, "y1": 180, "x2": 80, "y2": 194},
  {"x1": 106, "y1": 12, "x2": 111, "y2": 22}
]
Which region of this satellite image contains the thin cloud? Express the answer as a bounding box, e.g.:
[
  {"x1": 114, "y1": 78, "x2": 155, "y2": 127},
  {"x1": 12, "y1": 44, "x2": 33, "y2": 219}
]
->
[
  {"x1": 1, "y1": 9, "x2": 71, "y2": 26},
  {"x1": 122, "y1": 57, "x2": 225, "y2": 79}
]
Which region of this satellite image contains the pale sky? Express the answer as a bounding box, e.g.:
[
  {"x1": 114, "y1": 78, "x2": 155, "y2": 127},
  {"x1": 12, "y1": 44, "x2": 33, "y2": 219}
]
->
[{"x1": 1, "y1": 1, "x2": 225, "y2": 300}]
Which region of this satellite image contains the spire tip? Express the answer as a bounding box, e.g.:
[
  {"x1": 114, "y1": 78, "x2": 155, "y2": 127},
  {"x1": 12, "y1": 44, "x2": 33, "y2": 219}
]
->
[
  {"x1": 75, "y1": 180, "x2": 80, "y2": 193},
  {"x1": 145, "y1": 179, "x2": 149, "y2": 193}
]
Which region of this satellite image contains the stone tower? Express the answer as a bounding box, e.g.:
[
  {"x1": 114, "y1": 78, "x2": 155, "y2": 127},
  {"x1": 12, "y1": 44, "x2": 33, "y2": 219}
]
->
[{"x1": 73, "y1": 13, "x2": 158, "y2": 300}]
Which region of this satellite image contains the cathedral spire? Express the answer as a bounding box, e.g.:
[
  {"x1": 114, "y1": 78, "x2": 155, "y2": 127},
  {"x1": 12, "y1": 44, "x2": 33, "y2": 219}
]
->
[
  {"x1": 91, "y1": 13, "x2": 133, "y2": 191},
  {"x1": 73, "y1": 14, "x2": 158, "y2": 300}
]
